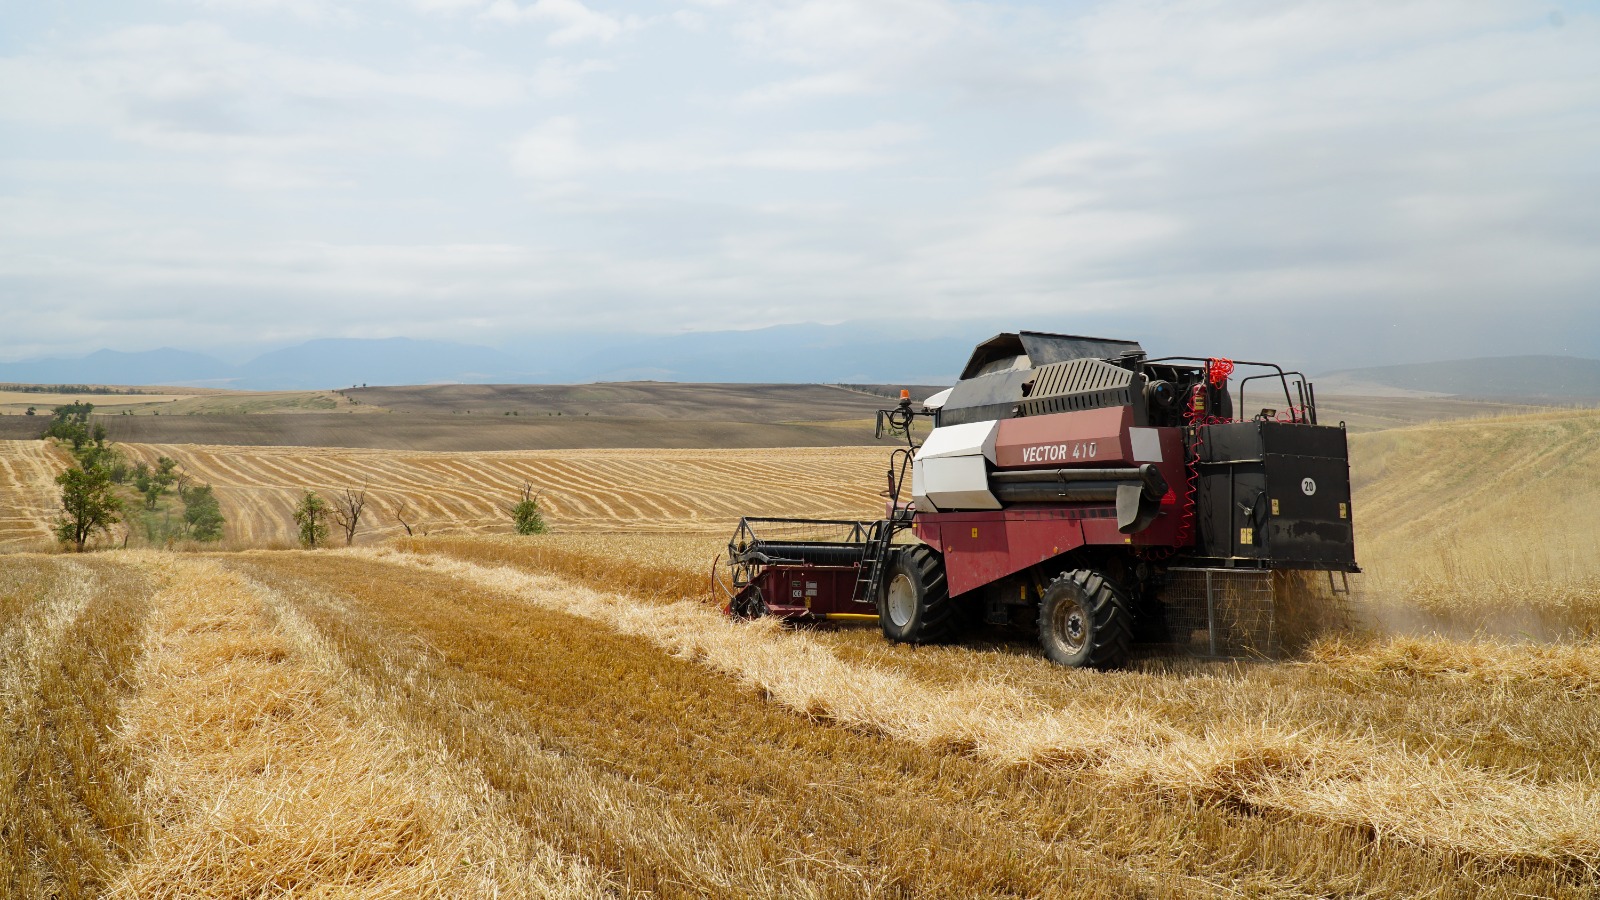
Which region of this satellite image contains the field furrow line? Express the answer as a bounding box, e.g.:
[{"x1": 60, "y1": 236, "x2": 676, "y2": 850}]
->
[
  {"x1": 238, "y1": 550, "x2": 1317, "y2": 900},
  {"x1": 1, "y1": 557, "x2": 151, "y2": 897},
  {"x1": 0, "y1": 441, "x2": 65, "y2": 547},
  {"x1": 367, "y1": 547, "x2": 1600, "y2": 871},
  {"x1": 108, "y1": 553, "x2": 606, "y2": 898}
]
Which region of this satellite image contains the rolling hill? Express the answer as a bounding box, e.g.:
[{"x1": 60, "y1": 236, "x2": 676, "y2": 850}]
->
[{"x1": 1319, "y1": 355, "x2": 1600, "y2": 400}]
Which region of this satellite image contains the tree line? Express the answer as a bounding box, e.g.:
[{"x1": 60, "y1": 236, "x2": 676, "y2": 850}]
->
[
  {"x1": 42, "y1": 402, "x2": 224, "y2": 551},
  {"x1": 288, "y1": 481, "x2": 546, "y2": 548},
  {"x1": 39, "y1": 400, "x2": 551, "y2": 551}
]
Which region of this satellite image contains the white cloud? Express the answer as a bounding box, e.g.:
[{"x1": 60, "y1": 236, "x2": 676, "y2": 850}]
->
[
  {"x1": 184, "y1": 0, "x2": 359, "y2": 23},
  {"x1": 509, "y1": 116, "x2": 589, "y2": 180},
  {"x1": 508, "y1": 118, "x2": 922, "y2": 180},
  {"x1": 480, "y1": 0, "x2": 637, "y2": 44},
  {"x1": 530, "y1": 56, "x2": 614, "y2": 96},
  {"x1": 2, "y1": 0, "x2": 1597, "y2": 362}
]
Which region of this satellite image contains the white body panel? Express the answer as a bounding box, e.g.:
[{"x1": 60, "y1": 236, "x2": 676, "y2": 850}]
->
[
  {"x1": 916, "y1": 420, "x2": 999, "y2": 461},
  {"x1": 920, "y1": 387, "x2": 953, "y2": 410},
  {"x1": 912, "y1": 420, "x2": 1001, "y2": 511},
  {"x1": 912, "y1": 456, "x2": 1002, "y2": 511}
]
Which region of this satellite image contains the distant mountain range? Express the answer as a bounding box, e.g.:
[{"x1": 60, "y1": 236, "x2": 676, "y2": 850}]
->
[
  {"x1": 2, "y1": 328, "x2": 1598, "y2": 399},
  {"x1": 1316, "y1": 356, "x2": 1600, "y2": 400},
  {"x1": 0, "y1": 327, "x2": 975, "y2": 390}
]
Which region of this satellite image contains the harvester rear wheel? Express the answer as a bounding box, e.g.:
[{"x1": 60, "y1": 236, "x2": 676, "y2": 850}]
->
[
  {"x1": 877, "y1": 545, "x2": 964, "y2": 644},
  {"x1": 1037, "y1": 570, "x2": 1132, "y2": 669}
]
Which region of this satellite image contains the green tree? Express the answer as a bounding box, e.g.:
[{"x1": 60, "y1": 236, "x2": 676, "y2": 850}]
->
[
  {"x1": 182, "y1": 484, "x2": 225, "y2": 542},
  {"x1": 54, "y1": 465, "x2": 122, "y2": 552},
  {"x1": 293, "y1": 491, "x2": 329, "y2": 548},
  {"x1": 152, "y1": 456, "x2": 178, "y2": 488},
  {"x1": 508, "y1": 482, "x2": 548, "y2": 535},
  {"x1": 76, "y1": 442, "x2": 126, "y2": 479},
  {"x1": 138, "y1": 456, "x2": 180, "y2": 508},
  {"x1": 43, "y1": 401, "x2": 94, "y2": 450}
]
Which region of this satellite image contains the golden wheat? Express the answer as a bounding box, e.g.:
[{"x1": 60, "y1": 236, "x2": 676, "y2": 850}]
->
[
  {"x1": 0, "y1": 557, "x2": 149, "y2": 897},
  {"x1": 109, "y1": 443, "x2": 886, "y2": 545},
  {"x1": 244, "y1": 549, "x2": 1534, "y2": 899},
  {"x1": 108, "y1": 553, "x2": 605, "y2": 899},
  {"x1": 364, "y1": 546, "x2": 1600, "y2": 869},
  {"x1": 0, "y1": 440, "x2": 68, "y2": 550}
]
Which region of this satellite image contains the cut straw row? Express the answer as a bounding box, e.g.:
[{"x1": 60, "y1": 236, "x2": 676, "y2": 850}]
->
[
  {"x1": 108, "y1": 552, "x2": 609, "y2": 899},
  {"x1": 364, "y1": 547, "x2": 1600, "y2": 869}
]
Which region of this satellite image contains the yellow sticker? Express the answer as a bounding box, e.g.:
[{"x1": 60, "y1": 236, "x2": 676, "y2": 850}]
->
[
  {"x1": 1339, "y1": 502, "x2": 1348, "y2": 519},
  {"x1": 1271, "y1": 498, "x2": 1280, "y2": 515},
  {"x1": 1241, "y1": 527, "x2": 1254, "y2": 544},
  {"x1": 971, "y1": 527, "x2": 979, "y2": 538}
]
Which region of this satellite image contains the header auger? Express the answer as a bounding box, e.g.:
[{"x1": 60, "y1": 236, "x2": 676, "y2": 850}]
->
[{"x1": 722, "y1": 331, "x2": 1357, "y2": 669}]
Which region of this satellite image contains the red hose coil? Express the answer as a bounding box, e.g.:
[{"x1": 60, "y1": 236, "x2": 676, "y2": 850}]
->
[{"x1": 1168, "y1": 358, "x2": 1237, "y2": 552}]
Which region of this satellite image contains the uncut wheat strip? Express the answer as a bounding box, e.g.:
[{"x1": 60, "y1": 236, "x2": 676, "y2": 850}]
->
[
  {"x1": 0, "y1": 559, "x2": 97, "y2": 682},
  {"x1": 238, "y1": 567, "x2": 617, "y2": 899},
  {"x1": 0, "y1": 558, "x2": 143, "y2": 893},
  {"x1": 364, "y1": 548, "x2": 1600, "y2": 867},
  {"x1": 1309, "y1": 635, "x2": 1600, "y2": 696},
  {"x1": 109, "y1": 552, "x2": 606, "y2": 900},
  {"x1": 241, "y1": 563, "x2": 851, "y2": 900}
]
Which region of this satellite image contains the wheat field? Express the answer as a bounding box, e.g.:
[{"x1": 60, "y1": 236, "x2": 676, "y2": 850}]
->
[
  {"x1": 5, "y1": 410, "x2": 1600, "y2": 896},
  {"x1": 118, "y1": 443, "x2": 887, "y2": 544},
  {"x1": 0, "y1": 440, "x2": 67, "y2": 549}
]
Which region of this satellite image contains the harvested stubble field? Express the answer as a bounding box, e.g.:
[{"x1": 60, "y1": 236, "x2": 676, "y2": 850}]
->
[
  {"x1": 103, "y1": 443, "x2": 887, "y2": 545},
  {"x1": 5, "y1": 408, "x2": 1600, "y2": 897},
  {"x1": 4, "y1": 544, "x2": 1600, "y2": 898},
  {"x1": 0, "y1": 440, "x2": 68, "y2": 550}
]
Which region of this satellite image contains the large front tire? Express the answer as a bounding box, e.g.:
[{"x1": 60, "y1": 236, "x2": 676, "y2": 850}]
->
[
  {"x1": 877, "y1": 545, "x2": 964, "y2": 644},
  {"x1": 1037, "y1": 570, "x2": 1132, "y2": 669}
]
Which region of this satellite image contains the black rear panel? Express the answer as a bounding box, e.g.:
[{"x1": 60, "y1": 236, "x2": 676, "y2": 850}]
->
[{"x1": 1193, "y1": 421, "x2": 1357, "y2": 571}]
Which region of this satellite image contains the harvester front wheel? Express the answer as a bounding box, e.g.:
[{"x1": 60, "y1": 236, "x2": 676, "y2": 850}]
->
[
  {"x1": 877, "y1": 545, "x2": 963, "y2": 644},
  {"x1": 1038, "y1": 570, "x2": 1132, "y2": 669}
]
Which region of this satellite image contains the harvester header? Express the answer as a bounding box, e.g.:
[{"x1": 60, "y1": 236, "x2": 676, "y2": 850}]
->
[{"x1": 723, "y1": 331, "x2": 1356, "y2": 668}]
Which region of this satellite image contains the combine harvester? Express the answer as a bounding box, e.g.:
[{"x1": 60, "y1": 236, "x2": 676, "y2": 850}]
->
[{"x1": 722, "y1": 331, "x2": 1358, "y2": 668}]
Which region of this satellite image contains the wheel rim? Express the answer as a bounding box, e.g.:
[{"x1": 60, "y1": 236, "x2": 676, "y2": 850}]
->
[
  {"x1": 886, "y1": 573, "x2": 916, "y2": 628},
  {"x1": 1051, "y1": 594, "x2": 1089, "y2": 654}
]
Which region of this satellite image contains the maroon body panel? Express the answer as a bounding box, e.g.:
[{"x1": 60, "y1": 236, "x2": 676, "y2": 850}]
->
[
  {"x1": 736, "y1": 564, "x2": 870, "y2": 620},
  {"x1": 915, "y1": 424, "x2": 1192, "y2": 597},
  {"x1": 994, "y1": 407, "x2": 1133, "y2": 468}
]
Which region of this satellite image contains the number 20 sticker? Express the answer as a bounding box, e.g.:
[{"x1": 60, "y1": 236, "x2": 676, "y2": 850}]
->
[{"x1": 1301, "y1": 478, "x2": 1318, "y2": 496}]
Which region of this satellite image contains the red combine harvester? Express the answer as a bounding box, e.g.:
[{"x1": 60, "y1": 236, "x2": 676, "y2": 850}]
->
[{"x1": 722, "y1": 331, "x2": 1358, "y2": 668}]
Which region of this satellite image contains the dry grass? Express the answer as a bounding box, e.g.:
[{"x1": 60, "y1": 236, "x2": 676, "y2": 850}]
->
[
  {"x1": 0, "y1": 557, "x2": 150, "y2": 898},
  {"x1": 109, "y1": 553, "x2": 603, "y2": 899},
  {"x1": 0, "y1": 439, "x2": 70, "y2": 550},
  {"x1": 112, "y1": 443, "x2": 885, "y2": 545},
  {"x1": 239, "y1": 549, "x2": 1588, "y2": 899},
  {"x1": 1348, "y1": 408, "x2": 1600, "y2": 637},
  {"x1": 401, "y1": 533, "x2": 722, "y2": 602},
  {"x1": 6, "y1": 407, "x2": 1600, "y2": 896},
  {"x1": 369, "y1": 546, "x2": 1600, "y2": 876}
]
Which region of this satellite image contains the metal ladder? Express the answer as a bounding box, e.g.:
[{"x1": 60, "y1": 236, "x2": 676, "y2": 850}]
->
[
  {"x1": 851, "y1": 448, "x2": 915, "y2": 605},
  {"x1": 851, "y1": 520, "x2": 900, "y2": 605}
]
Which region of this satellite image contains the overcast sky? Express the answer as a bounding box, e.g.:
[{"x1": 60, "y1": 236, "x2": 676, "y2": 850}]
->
[{"x1": 2, "y1": 0, "x2": 1597, "y2": 366}]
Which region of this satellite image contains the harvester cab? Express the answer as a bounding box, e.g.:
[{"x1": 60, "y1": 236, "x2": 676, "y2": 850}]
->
[{"x1": 721, "y1": 331, "x2": 1358, "y2": 668}]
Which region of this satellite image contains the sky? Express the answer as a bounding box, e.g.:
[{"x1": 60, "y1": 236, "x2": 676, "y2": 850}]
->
[{"x1": 1, "y1": 0, "x2": 1597, "y2": 369}]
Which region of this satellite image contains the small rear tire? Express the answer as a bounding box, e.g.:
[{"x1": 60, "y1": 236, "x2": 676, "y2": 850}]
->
[
  {"x1": 1037, "y1": 570, "x2": 1132, "y2": 669},
  {"x1": 877, "y1": 544, "x2": 964, "y2": 644}
]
